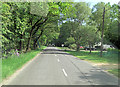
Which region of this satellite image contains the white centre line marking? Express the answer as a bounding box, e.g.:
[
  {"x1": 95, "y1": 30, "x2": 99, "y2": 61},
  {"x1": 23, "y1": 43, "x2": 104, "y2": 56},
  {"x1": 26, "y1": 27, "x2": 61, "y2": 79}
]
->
[
  {"x1": 57, "y1": 59, "x2": 60, "y2": 62},
  {"x1": 62, "y1": 69, "x2": 68, "y2": 77}
]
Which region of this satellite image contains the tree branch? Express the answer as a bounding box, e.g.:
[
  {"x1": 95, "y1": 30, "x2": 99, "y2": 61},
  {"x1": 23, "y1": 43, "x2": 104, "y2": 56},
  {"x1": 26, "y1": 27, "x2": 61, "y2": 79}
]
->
[{"x1": 32, "y1": 17, "x2": 48, "y2": 36}]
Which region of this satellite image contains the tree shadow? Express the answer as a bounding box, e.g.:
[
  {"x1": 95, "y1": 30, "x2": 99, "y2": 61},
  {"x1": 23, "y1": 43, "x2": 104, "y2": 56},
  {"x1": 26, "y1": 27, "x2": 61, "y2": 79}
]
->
[
  {"x1": 78, "y1": 71, "x2": 118, "y2": 86},
  {"x1": 41, "y1": 48, "x2": 71, "y2": 55}
]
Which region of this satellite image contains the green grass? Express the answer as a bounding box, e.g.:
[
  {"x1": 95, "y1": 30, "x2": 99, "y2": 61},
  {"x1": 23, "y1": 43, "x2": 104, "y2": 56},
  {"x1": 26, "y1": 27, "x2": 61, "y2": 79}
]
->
[
  {"x1": 58, "y1": 47, "x2": 118, "y2": 64},
  {"x1": 2, "y1": 46, "x2": 46, "y2": 80},
  {"x1": 107, "y1": 69, "x2": 120, "y2": 78},
  {"x1": 66, "y1": 50, "x2": 118, "y2": 64}
]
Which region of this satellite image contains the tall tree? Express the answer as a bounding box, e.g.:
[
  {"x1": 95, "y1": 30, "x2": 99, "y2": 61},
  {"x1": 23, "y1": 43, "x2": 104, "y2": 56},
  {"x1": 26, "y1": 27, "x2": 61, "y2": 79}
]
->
[
  {"x1": 92, "y1": 2, "x2": 111, "y2": 56},
  {"x1": 71, "y1": 2, "x2": 91, "y2": 51}
]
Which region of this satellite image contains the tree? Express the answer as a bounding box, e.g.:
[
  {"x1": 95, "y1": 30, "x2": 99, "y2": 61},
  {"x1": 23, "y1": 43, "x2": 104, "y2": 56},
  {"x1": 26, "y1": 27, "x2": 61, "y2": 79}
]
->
[
  {"x1": 84, "y1": 25, "x2": 100, "y2": 53},
  {"x1": 41, "y1": 21, "x2": 59, "y2": 46},
  {"x1": 30, "y1": 2, "x2": 73, "y2": 49},
  {"x1": 56, "y1": 21, "x2": 72, "y2": 46},
  {"x1": 74, "y1": 2, "x2": 91, "y2": 25},
  {"x1": 104, "y1": 4, "x2": 119, "y2": 48},
  {"x1": 56, "y1": 2, "x2": 93, "y2": 51},
  {"x1": 1, "y1": 2, "x2": 75, "y2": 57},
  {"x1": 70, "y1": 2, "x2": 91, "y2": 51},
  {"x1": 92, "y1": 2, "x2": 111, "y2": 56}
]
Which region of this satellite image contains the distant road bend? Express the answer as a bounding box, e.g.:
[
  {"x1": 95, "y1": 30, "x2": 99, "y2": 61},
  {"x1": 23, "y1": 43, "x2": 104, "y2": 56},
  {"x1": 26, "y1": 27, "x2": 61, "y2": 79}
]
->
[{"x1": 6, "y1": 47, "x2": 118, "y2": 85}]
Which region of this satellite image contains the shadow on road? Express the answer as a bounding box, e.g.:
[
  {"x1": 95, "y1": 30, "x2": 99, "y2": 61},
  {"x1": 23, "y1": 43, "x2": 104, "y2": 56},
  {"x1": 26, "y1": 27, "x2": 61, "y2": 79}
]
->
[
  {"x1": 41, "y1": 48, "x2": 71, "y2": 55},
  {"x1": 43, "y1": 49, "x2": 63, "y2": 51}
]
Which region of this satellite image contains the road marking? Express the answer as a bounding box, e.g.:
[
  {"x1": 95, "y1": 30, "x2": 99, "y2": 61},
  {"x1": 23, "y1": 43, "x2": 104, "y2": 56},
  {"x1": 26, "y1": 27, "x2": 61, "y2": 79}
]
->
[
  {"x1": 55, "y1": 55, "x2": 57, "y2": 56},
  {"x1": 62, "y1": 69, "x2": 68, "y2": 77},
  {"x1": 57, "y1": 59, "x2": 60, "y2": 62}
]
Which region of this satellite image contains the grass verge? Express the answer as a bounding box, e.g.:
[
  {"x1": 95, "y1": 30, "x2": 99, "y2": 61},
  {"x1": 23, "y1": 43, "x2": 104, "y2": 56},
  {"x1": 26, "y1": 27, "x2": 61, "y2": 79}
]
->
[
  {"x1": 2, "y1": 46, "x2": 46, "y2": 80},
  {"x1": 58, "y1": 47, "x2": 119, "y2": 78},
  {"x1": 66, "y1": 50, "x2": 118, "y2": 64},
  {"x1": 107, "y1": 69, "x2": 119, "y2": 77}
]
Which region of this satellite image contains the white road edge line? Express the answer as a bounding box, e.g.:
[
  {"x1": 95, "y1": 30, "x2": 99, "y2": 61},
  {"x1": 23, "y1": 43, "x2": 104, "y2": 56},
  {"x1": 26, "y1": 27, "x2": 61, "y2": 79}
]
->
[
  {"x1": 62, "y1": 69, "x2": 68, "y2": 77},
  {"x1": 57, "y1": 59, "x2": 60, "y2": 62}
]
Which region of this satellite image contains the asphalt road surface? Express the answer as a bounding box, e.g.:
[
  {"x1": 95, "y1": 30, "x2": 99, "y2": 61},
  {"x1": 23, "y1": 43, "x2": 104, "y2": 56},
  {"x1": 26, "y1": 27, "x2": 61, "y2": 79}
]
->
[{"x1": 7, "y1": 47, "x2": 118, "y2": 85}]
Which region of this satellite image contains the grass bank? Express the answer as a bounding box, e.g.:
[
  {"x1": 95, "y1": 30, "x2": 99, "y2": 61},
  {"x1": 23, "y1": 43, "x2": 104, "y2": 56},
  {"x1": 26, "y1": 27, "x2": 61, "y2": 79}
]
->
[
  {"x1": 2, "y1": 46, "x2": 46, "y2": 80},
  {"x1": 58, "y1": 47, "x2": 119, "y2": 78},
  {"x1": 107, "y1": 69, "x2": 120, "y2": 77}
]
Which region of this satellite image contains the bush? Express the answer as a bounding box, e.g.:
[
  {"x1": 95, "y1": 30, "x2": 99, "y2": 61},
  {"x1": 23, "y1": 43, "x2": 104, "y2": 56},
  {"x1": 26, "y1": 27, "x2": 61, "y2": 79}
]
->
[{"x1": 69, "y1": 44, "x2": 77, "y2": 49}]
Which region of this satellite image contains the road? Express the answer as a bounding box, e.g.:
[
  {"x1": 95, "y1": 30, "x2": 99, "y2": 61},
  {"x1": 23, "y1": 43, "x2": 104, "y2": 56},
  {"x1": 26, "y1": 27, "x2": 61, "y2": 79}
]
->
[{"x1": 6, "y1": 47, "x2": 118, "y2": 85}]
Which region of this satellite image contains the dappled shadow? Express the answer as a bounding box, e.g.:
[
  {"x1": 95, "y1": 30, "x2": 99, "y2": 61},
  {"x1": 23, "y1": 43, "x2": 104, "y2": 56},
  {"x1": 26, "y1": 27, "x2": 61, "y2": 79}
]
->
[
  {"x1": 41, "y1": 48, "x2": 71, "y2": 55},
  {"x1": 41, "y1": 52, "x2": 71, "y2": 55},
  {"x1": 78, "y1": 71, "x2": 118, "y2": 85},
  {"x1": 43, "y1": 49, "x2": 64, "y2": 51}
]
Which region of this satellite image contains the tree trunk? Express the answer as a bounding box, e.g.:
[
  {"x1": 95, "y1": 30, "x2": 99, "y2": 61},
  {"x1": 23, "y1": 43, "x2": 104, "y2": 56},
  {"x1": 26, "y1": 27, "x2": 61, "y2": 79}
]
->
[
  {"x1": 33, "y1": 29, "x2": 44, "y2": 50},
  {"x1": 76, "y1": 44, "x2": 80, "y2": 51},
  {"x1": 19, "y1": 34, "x2": 23, "y2": 51},
  {"x1": 33, "y1": 40, "x2": 37, "y2": 50},
  {"x1": 89, "y1": 43, "x2": 92, "y2": 54},
  {"x1": 26, "y1": 37, "x2": 31, "y2": 51},
  {"x1": 100, "y1": 7, "x2": 105, "y2": 57},
  {"x1": 26, "y1": 18, "x2": 42, "y2": 51}
]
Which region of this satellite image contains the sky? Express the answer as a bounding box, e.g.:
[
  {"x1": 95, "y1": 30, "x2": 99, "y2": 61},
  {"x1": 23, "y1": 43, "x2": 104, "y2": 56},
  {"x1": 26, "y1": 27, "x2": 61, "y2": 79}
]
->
[{"x1": 74, "y1": 0, "x2": 120, "y2": 8}]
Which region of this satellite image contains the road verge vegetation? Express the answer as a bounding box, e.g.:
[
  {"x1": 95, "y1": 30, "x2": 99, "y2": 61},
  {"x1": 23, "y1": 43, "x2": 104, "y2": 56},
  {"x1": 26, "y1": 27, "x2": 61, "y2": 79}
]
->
[
  {"x1": 58, "y1": 47, "x2": 120, "y2": 78},
  {"x1": 2, "y1": 46, "x2": 46, "y2": 80}
]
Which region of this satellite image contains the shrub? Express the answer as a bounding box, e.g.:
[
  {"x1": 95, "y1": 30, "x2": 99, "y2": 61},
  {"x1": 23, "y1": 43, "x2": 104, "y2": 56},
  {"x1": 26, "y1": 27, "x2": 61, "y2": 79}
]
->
[{"x1": 69, "y1": 44, "x2": 77, "y2": 49}]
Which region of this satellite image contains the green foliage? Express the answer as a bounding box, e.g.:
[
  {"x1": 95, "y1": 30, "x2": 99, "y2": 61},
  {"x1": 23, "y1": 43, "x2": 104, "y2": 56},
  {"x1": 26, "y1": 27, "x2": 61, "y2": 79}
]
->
[
  {"x1": 74, "y1": 2, "x2": 91, "y2": 21},
  {"x1": 30, "y1": 2, "x2": 49, "y2": 16},
  {"x1": 92, "y1": 2, "x2": 111, "y2": 31},
  {"x1": 1, "y1": 2, "x2": 73, "y2": 54},
  {"x1": 92, "y1": 2, "x2": 119, "y2": 49},
  {"x1": 69, "y1": 44, "x2": 77, "y2": 49},
  {"x1": 104, "y1": 4, "x2": 119, "y2": 47},
  {"x1": 85, "y1": 25, "x2": 100, "y2": 46},
  {"x1": 56, "y1": 22, "x2": 73, "y2": 46},
  {"x1": 68, "y1": 2, "x2": 92, "y2": 51},
  {"x1": 1, "y1": 1, "x2": 119, "y2": 57},
  {"x1": 43, "y1": 22, "x2": 60, "y2": 44},
  {"x1": 65, "y1": 37, "x2": 75, "y2": 45}
]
